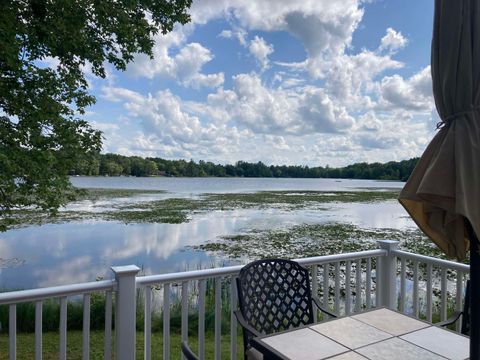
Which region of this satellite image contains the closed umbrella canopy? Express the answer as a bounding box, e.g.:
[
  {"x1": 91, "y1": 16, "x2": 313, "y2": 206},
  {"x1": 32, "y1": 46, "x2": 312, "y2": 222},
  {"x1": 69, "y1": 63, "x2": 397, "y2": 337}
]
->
[
  {"x1": 399, "y1": 0, "x2": 479, "y2": 357},
  {"x1": 399, "y1": 0, "x2": 480, "y2": 261}
]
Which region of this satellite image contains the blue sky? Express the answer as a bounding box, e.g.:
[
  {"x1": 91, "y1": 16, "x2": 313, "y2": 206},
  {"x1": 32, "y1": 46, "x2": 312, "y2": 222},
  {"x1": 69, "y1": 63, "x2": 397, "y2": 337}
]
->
[{"x1": 84, "y1": 0, "x2": 438, "y2": 167}]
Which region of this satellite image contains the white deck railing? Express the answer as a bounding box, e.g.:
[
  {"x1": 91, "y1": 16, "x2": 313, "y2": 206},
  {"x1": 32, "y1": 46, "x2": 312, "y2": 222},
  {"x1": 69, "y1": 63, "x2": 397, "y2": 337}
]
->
[
  {"x1": 0, "y1": 241, "x2": 470, "y2": 360},
  {"x1": 0, "y1": 279, "x2": 115, "y2": 360}
]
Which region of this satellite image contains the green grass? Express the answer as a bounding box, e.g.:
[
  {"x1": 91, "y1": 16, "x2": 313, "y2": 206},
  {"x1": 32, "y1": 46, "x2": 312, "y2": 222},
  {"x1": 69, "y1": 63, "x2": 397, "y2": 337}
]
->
[{"x1": 0, "y1": 331, "x2": 243, "y2": 359}]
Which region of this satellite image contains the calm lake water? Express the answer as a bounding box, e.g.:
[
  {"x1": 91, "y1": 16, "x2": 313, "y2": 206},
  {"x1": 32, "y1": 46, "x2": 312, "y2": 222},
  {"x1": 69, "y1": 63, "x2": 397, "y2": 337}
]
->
[{"x1": 0, "y1": 177, "x2": 412, "y2": 290}]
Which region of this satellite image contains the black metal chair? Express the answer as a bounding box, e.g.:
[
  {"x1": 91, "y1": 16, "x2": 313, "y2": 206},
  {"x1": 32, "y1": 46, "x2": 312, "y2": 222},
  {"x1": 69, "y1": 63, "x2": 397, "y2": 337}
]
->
[
  {"x1": 181, "y1": 341, "x2": 199, "y2": 360},
  {"x1": 234, "y1": 258, "x2": 337, "y2": 359},
  {"x1": 437, "y1": 279, "x2": 470, "y2": 335}
]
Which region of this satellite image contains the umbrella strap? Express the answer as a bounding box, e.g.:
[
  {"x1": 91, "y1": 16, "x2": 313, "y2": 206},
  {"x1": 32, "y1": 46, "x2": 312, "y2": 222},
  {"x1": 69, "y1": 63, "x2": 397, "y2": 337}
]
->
[{"x1": 437, "y1": 105, "x2": 480, "y2": 129}]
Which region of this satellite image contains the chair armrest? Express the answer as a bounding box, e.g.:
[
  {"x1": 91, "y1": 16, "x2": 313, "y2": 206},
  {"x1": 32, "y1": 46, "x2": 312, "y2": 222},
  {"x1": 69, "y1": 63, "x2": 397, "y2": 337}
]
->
[
  {"x1": 313, "y1": 296, "x2": 338, "y2": 318},
  {"x1": 234, "y1": 310, "x2": 262, "y2": 338},
  {"x1": 436, "y1": 311, "x2": 463, "y2": 328}
]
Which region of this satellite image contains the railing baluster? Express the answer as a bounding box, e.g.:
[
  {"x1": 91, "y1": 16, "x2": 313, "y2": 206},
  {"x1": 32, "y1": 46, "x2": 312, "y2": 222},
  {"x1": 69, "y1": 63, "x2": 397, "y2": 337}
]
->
[
  {"x1": 366, "y1": 258, "x2": 372, "y2": 309},
  {"x1": 345, "y1": 261, "x2": 351, "y2": 315},
  {"x1": 198, "y1": 280, "x2": 206, "y2": 360},
  {"x1": 59, "y1": 297, "x2": 67, "y2": 360},
  {"x1": 312, "y1": 265, "x2": 318, "y2": 322},
  {"x1": 323, "y1": 263, "x2": 329, "y2": 311},
  {"x1": 456, "y1": 272, "x2": 463, "y2": 332},
  {"x1": 230, "y1": 277, "x2": 238, "y2": 360},
  {"x1": 215, "y1": 278, "x2": 222, "y2": 360},
  {"x1": 163, "y1": 284, "x2": 171, "y2": 360},
  {"x1": 181, "y1": 281, "x2": 189, "y2": 359},
  {"x1": 355, "y1": 259, "x2": 362, "y2": 312},
  {"x1": 9, "y1": 304, "x2": 16, "y2": 360},
  {"x1": 426, "y1": 263, "x2": 433, "y2": 322},
  {"x1": 144, "y1": 286, "x2": 152, "y2": 360},
  {"x1": 413, "y1": 261, "x2": 419, "y2": 318},
  {"x1": 104, "y1": 291, "x2": 112, "y2": 360},
  {"x1": 375, "y1": 257, "x2": 380, "y2": 307},
  {"x1": 82, "y1": 294, "x2": 91, "y2": 360},
  {"x1": 400, "y1": 257, "x2": 406, "y2": 313},
  {"x1": 440, "y1": 267, "x2": 447, "y2": 322},
  {"x1": 334, "y1": 262, "x2": 340, "y2": 315},
  {"x1": 35, "y1": 300, "x2": 42, "y2": 360}
]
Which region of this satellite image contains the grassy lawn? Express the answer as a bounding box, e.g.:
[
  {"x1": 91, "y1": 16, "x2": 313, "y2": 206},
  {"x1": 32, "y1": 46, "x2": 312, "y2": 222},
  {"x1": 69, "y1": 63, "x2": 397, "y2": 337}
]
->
[{"x1": 0, "y1": 331, "x2": 243, "y2": 359}]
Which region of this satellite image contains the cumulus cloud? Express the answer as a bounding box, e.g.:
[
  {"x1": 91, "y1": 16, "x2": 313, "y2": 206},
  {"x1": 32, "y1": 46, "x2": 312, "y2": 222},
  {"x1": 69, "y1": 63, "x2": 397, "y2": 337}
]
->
[
  {"x1": 379, "y1": 28, "x2": 408, "y2": 54},
  {"x1": 101, "y1": 86, "x2": 251, "y2": 158},
  {"x1": 248, "y1": 36, "x2": 274, "y2": 70},
  {"x1": 219, "y1": 27, "x2": 248, "y2": 46},
  {"x1": 377, "y1": 66, "x2": 433, "y2": 112},
  {"x1": 219, "y1": 29, "x2": 233, "y2": 38},
  {"x1": 298, "y1": 87, "x2": 355, "y2": 133},
  {"x1": 318, "y1": 51, "x2": 404, "y2": 109},
  {"x1": 191, "y1": 0, "x2": 363, "y2": 58},
  {"x1": 127, "y1": 28, "x2": 224, "y2": 88},
  {"x1": 206, "y1": 73, "x2": 356, "y2": 135}
]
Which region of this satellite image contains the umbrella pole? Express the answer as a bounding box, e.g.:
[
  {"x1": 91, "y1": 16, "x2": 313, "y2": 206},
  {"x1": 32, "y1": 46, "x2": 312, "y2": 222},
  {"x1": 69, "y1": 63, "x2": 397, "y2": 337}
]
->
[{"x1": 469, "y1": 223, "x2": 479, "y2": 359}]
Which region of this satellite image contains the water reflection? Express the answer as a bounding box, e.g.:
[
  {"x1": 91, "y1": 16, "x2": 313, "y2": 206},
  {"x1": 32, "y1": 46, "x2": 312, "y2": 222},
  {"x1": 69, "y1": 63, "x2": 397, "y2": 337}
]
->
[
  {"x1": 70, "y1": 176, "x2": 404, "y2": 193},
  {"x1": 0, "y1": 178, "x2": 411, "y2": 289},
  {"x1": 329, "y1": 201, "x2": 417, "y2": 230}
]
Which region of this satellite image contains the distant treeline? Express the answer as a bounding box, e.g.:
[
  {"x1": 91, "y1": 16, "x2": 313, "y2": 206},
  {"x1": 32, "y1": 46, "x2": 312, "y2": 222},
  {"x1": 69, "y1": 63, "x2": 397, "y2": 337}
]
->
[{"x1": 71, "y1": 154, "x2": 419, "y2": 181}]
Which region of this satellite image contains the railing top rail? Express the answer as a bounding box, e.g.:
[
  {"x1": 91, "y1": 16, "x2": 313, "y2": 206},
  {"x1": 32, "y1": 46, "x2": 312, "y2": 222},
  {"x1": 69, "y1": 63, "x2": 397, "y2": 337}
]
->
[
  {"x1": 0, "y1": 279, "x2": 115, "y2": 305},
  {"x1": 392, "y1": 249, "x2": 470, "y2": 272},
  {"x1": 136, "y1": 249, "x2": 387, "y2": 286}
]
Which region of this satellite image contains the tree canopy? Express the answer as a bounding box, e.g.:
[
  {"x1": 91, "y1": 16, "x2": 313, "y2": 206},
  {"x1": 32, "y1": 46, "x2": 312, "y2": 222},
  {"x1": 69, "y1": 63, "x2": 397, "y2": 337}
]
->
[
  {"x1": 0, "y1": 0, "x2": 192, "y2": 229},
  {"x1": 71, "y1": 153, "x2": 419, "y2": 182}
]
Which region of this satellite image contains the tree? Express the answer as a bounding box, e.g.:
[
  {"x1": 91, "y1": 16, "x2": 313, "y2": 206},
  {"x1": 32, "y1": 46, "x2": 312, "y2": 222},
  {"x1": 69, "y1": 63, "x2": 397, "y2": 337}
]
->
[{"x1": 0, "y1": 0, "x2": 192, "y2": 229}]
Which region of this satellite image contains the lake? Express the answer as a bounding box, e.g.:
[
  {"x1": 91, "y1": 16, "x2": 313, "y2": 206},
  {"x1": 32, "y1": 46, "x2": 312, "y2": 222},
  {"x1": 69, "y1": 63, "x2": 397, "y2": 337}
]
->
[{"x1": 0, "y1": 177, "x2": 411, "y2": 290}]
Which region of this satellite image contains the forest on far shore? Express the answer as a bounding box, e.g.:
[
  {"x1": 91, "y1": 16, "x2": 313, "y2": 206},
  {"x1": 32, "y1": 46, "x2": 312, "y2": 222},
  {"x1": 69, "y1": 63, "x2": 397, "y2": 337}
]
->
[{"x1": 71, "y1": 154, "x2": 419, "y2": 181}]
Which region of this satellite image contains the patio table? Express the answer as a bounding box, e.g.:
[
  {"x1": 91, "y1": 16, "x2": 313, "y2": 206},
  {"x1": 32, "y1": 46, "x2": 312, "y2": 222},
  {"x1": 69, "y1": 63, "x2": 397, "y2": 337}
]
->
[{"x1": 251, "y1": 308, "x2": 469, "y2": 360}]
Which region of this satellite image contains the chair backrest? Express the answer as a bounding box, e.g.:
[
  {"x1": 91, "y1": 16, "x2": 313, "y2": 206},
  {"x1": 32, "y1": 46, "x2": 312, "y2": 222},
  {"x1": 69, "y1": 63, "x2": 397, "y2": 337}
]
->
[
  {"x1": 236, "y1": 258, "x2": 315, "y2": 349},
  {"x1": 181, "y1": 341, "x2": 199, "y2": 360},
  {"x1": 461, "y1": 279, "x2": 471, "y2": 335}
]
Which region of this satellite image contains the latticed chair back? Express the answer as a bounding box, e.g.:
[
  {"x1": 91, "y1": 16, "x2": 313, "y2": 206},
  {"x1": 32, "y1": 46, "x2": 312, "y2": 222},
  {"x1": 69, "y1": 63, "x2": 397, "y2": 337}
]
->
[{"x1": 236, "y1": 258, "x2": 315, "y2": 354}]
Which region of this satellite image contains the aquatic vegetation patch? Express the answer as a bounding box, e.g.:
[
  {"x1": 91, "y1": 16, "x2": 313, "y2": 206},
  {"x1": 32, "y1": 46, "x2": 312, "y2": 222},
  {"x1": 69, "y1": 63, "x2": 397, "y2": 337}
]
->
[
  {"x1": 106, "y1": 198, "x2": 202, "y2": 224},
  {"x1": 193, "y1": 223, "x2": 440, "y2": 260},
  {"x1": 204, "y1": 190, "x2": 400, "y2": 210},
  {"x1": 74, "y1": 187, "x2": 166, "y2": 201},
  {"x1": 4, "y1": 189, "x2": 399, "y2": 228}
]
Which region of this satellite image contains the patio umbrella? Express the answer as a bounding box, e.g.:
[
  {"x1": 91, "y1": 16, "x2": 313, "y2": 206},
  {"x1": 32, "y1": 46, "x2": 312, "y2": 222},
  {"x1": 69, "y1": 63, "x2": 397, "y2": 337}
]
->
[{"x1": 398, "y1": 0, "x2": 479, "y2": 357}]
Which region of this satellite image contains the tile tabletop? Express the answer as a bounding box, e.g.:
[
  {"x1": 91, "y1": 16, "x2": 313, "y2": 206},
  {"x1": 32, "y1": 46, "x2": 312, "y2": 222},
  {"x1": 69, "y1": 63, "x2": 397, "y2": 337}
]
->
[
  {"x1": 401, "y1": 326, "x2": 469, "y2": 360},
  {"x1": 311, "y1": 317, "x2": 392, "y2": 349},
  {"x1": 261, "y1": 327, "x2": 348, "y2": 360},
  {"x1": 327, "y1": 352, "x2": 368, "y2": 359},
  {"x1": 252, "y1": 308, "x2": 469, "y2": 360},
  {"x1": 351, "y1": 308, "x2": 430, "y2": 336},
  {"x1": 356, "y1": 337, "x2": 446, "y2": 360}
]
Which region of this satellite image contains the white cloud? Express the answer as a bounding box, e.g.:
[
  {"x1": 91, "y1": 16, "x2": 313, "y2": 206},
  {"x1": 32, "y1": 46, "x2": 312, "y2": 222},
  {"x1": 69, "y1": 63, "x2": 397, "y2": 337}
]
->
[
  {"x1": 379, "y1": 28, "x2": 408, "y2": 54},
  {"x1": 219, "y1": 27, "x2": 248, "y2": 46},
  {"x1": 248, "y1": 36, "x2": 274, "y2": 70},
  {"x1": 175, "y1": 43, "x2": 225, "y2": 88},
  {"x1": 298, "y1": 87, "x2": 355, "y2": 133},
  {"x1": 219, "y1": 29, "x2": 233, "y2": 38},
  {"x1": 191, "y1": 0, "x2": 364, "y2": 58},
  {"x1": 127, "y1": 28, "x2": 224, "y2": 88},
  {"x1": 318, "y1": 50, "x2": 404, "y2": 110},
  {"x1": 377, "y1": 66, "x2": 433, "y2": 112}
]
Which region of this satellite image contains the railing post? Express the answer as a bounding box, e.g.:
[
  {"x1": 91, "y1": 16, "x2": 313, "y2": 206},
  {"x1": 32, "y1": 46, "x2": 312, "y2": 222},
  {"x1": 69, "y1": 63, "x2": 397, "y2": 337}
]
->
[
  {"x1": 377, "y1": 240, "x2": 398, "y2": 309},
  {"x1": 111, "y1": 265, "x2": 140, "y2": 360}
]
